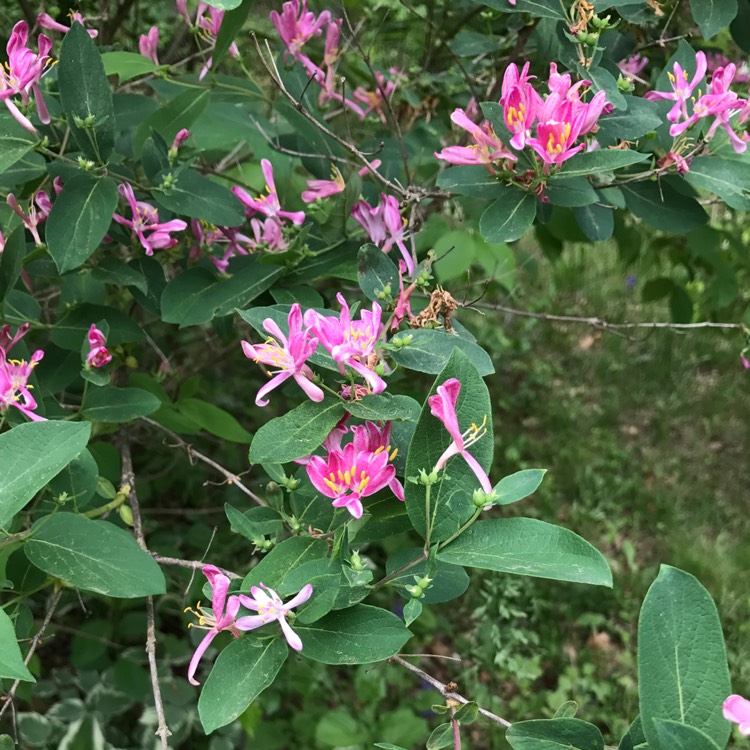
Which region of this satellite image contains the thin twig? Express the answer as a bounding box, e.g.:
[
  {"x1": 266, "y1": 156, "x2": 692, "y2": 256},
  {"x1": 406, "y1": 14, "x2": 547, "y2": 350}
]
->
[
  {"x1": 391, "y1": 655, "x2": 512, "y2": 728},
  {"x1": 0, "y1": 589, "x2": 63, "y2": 720},
  {"x1": 463, "y1": 300, "x2": 745, "y2": 332},
  {"x1": 451, "y1": 705, "x2": 462, "y2": 749},
  {"x1": 152, "y1": 553, "x2": 240, "y2": 580},
  {"x1": 119, "y1": 433, "x2": 171, "y2": 749},
  {"x1": 142, "y1": 417, "x2": 268, "y2": 506}
]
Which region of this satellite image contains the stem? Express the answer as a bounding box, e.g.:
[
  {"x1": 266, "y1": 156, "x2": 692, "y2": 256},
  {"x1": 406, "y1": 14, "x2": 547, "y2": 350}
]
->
[
  {"x1": 451, "y1": 707, "x2": 462, "y2": 750},
  {"x1": 424, "y1": 482, "x2": 432, "y2": 552},
  {"x1": 82, "y1": 484, "x2": 129, "y2": 519},
  {"x1": 439, "y1": 509, "x2": 481, "y2": 550},
  {"x1": 371, "y1": 551, "x2": 427, "y2": 590}
]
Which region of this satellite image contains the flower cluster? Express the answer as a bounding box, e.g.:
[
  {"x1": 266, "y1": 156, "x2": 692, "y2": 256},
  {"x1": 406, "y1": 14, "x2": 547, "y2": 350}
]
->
[
  {"x1": 241, "y1": 297, "x2": 387, "y2": 407},
  {"x1": 7, "y1": 188, "x2": 54, "y2": 247},
  {"x1": 0, "y1": 323, "x2": 44, "y2": 422},
  {"x1": 436, "y1": 62, "x2": 609, "y2": 172},
  {"x1": 352, "y1": 193, "x2": 414, "y2": 275},
  {"x1": 306, "y1": 419, "x2": 405, "y2": 519},
  {"x1": 86, "y1": 325, "x2": 111, "y2": 369},
  {"x1": 645, "y1": 51, "x2": 750, "y2": 154},
  {"x1": 186, "y1": 565, "x2": 313, "y2": 685}
]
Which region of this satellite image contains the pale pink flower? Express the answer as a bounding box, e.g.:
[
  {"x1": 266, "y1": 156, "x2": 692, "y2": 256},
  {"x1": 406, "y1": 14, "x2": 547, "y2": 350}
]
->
[
  {"x1": 37, "y1": 11, "x2": 98, "y2": 37},
  {"x1": 113, "y1": 183, "x2": 187, "y2": 255},
  {"x1": 351, "y1": 68, "x2": 402, "y2": 123},
  {"x1": 270, "y1": 0, "x2": 331, "y2": 69},
  {"x1": 186, "y1": 565, "x2": 241, "y2": 686},
  {"x1": 175, "y1": 0, "x2": 239, "y2": 79},
  {"x1": 724, "y1": 694, "x2": 750, "y2": 735},
  {"x1": 618, "y1": 54, "x2": 648, "y2": 82},
  {"x1": 170, "y1": 128, "x2": 190, "y2": 151},
  {"x1": 232, "y1": 160, "x2": 305, "y2": 226},
  {"x1": 7, "y1": 189, "x2": 52, "y2": 246},
  {"x1": 645, "y1": 51, "x2": 707, "y2": 124},
  {"x1": 138, "y1": 26, "x2": 160, "y2": 65},
  {"x1": 241, "y1": 303, "x2": 323, "y2": 407},
  {"x1": 306, "y1": 440, "x2": 396, "y2": 519},
  {"x1": 248, "y1": 216, "x2": 289, "y2": 253},
  {"x1": 741, "y1": 354, "x2": 750, "y2": 370},
  {"x1": 236, "y1": 583, "x2": 313, "y2": 651},
  {"x1": 305, "y1": 293, "x2": 386, "y2": 394},
  {"x1": 435, "y1": 108, "x2": 518, "y2": 167},
  {"x1": 0, "y1": 21, "x2": 52, "y2": 133},
  {"x1": 392, "y1": 260, "x2": 414, "y2": 330},
  {"x1": 301, "y1": 164, "x2": 345, "y2": 203},
  {"x1": 86, "y1": 325, "x2": 111, "y2": 368},
  {"x1": 0, "y1": 323, "x2": 44, "y2": 422},
  {"x1": 428, "y1": 378, "x2": 491, "y2": 493},
  {"x1": 351, "y1": 194, "x2": 414, "y2": 275}
]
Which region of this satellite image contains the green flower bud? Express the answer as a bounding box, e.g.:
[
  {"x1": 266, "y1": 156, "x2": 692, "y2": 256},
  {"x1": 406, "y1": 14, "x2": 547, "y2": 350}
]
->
[
  {"x1": 417, "y1": 576, "x2": 432, "y2": 590},
  {"x1": 350, "y1": 550, "x2": 364, "y2": 571},
  {"x1": 473, "y1": 488, "x2": 497, "y2": 508},
  {"x1": 281, "y1": 475, "x2": 300, "y2": 491},
  {"x1": 119, "y1": 504, "x2": 134, "y2": 526},
  {"x1": 406, "y1": 584, "x2": 424, "y2": 598}
]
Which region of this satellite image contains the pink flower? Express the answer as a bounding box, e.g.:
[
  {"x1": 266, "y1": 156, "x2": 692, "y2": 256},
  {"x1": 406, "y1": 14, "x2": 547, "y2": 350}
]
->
[
  {"x1": 0, "y1": 323, "x2": 45, "y2": 422},
  {"x1": 7, "y1": 189, "x2": 52, "y2": 246},
  {"x1": 301, "y1": 165, "x2": 345, "y2": 202},
  {"x1": 185, "y1": 565, "x2": 241, "y2": 686},
  {"x1": 724, "y1": 694, "x2": 750, "y2": 735},
  {"x1": 741, "y1": 353, "x2": 750, "y2": 369},
  {"x1": 170, "y1": 128, "x2": 190, "y2": 151},
  {"x1": 526, "y1": 95, "x2": 587, "y2": 167},
  {"x1": 645, "y1": 51, "x2": 707, "y2": 125},
  {"x1": 0, "y1": 21, "x2": 52, "y2": 133},
  {"x1": 707, "y1": 53, "x2": 750, "y2": 84},
  {"x1": 618, "y1": 54, "x2": 648, "y2": 82},
  {"x1": 139, "y1": 26, "x2": 160, "y2": 65},
  {"x1": 236, "y1": 583, "x2": 313, "y2": 651},
  {"x1": 435, "y1": 108, "x2": 518, "y2": 167},
  {"x1": 428, "y1": 378, "x2": 491, "y2": 493},
  {"x1": 232, "y1": 160, "x2": 305, "y2": 226},
  {"x1": 86, "y1": 325, "x2": 111, "y2": 368},
  {"x1": 351, "y1": 68, "x2": 402, "y2": 123},
  {"x1": 305, "y1": 293, "x2": 387, "y2": 394},
  {"x1": 392, "y1": 260, "x2": 414, "y2": 330},
  {"x1": 500, "y1": 62, "x2": 543, "y2": 149},
  {"x1": 306, "y1": 440, "x2": 396, "y2": 519},
  {"x1": 241, "y1": 303, "x2": 324, "y2": 407},
  {"x1": 270, "y1": 0, "x2": 331, "y2": 69},
  {"x1": 315, "y1": 19, "x2": 344, "y2": 105},
  {"x1": 37, "y1": 12, "x2": 98, "y2": 37},
  {"x1": 351, "y1": 421, "x2": 405, "y2": 501},
  {"x1": 113, "y1": 183, "x2": 187, "y2": 255},
  {"x1": 351, "y1": 194, "x2": 414, "y2": 275},
  {"x1": 175, "y1": 1, "x2": 239, "y2": 79}
]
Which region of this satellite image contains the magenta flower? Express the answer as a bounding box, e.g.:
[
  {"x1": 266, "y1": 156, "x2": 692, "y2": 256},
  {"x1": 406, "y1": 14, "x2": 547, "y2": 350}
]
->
[
  {"x1": 435, "y1": 108, "x2": 517, "y2": 167},
  {"x1": 113, "y1": 183, "x2": 187, "y2": 255},
  {"x1": 351, "y1": 421, "x2": 405, "y2": 501},
  {"x1": 618, "y1": 54, "x2": 648, "y2": 82},
  {"x1": 305, "y1": 293, "x2": 387, "y2": 394},
  {"x1": 392, "y1": 260, "x2": 414, "y2": 330},
  {"x1": 248, "y1": 217, "x2": 289, "y2": 253},
  {"x1": 307, "y1": 440, "x2": 397, "y2": 519},
  {"x1": 236, "y1": 583, "x2": 313, "y2": 651},
  {"x1": 241, "y1": 303, "x2": 324, "y2": 407},
  {"x1": 315, "y1": 19, "x2": 344, "y2": 105},
  {"x1": 185, "y1": 565, "x2": 241, "y2": 686},
  {"x1": 138, "y1": 26, "x2": 160, "y2": 65},
  {"x1": 7, "y1": 189, "x2": 52, "y2": 246},
  {"x1": 270, "y1": 0, "x2": 331, "y2": 68},
  {"x1": 428, "y1": 378, "x2": 491, "y2": 493},
  {"x1": 645, "y1": 51, "x2": 707, "y2": 124},
  {"x1": 0, "y1": 323, "x2": 44, "y2": 422},
  {"x1": 86, "y1": 325, "x2": 111, "y2": 369},
  {"x1": 351, "y1": 198, "x2": 388, "y2": 246},
  {"x1": 37, "y1": 11, "x2": 98, "y2": 37},
  {"x1": 301, "y1": 165, "x2": 346, "y2": 203},
  {"x1": 0, "y1": 21, "x2": 52, "y2": 133},
  {"x1": 170, "y1": 128, "x2": 190, "y2": 151},
  {"x1": 351, "y1": 194, "x2": 414, "y2": 275},
  {"x1": 351, "y1": 68, "x2": 403, "y2": 123},
  {"x1": 232, "y1": 160, "x2": 305, "y2": 226},
  {"x1": 526, "y1": 94, "x2": 587, "y2": 167},
  {"x1": 500, "y1": 62, "x2": 543, "y2": 149},
  {"x1": 741, "y1": 353, "x2": 750, "y2": 370},
  {"x1": 724, "y1": 694, "x2": 750, "y2": 735}
]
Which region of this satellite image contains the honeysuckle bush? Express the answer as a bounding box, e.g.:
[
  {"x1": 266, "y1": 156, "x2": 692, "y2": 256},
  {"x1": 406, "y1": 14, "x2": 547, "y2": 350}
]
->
[{"x1": 0, "y1": 0, "x2": 749, "y2": 747}]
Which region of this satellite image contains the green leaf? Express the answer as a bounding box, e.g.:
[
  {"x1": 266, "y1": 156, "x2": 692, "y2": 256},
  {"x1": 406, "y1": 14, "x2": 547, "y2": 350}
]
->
[
  {"x1": 506, "y1": 718, "x2": 605, "y2": 750},
  {"x1": 598, "y1": 97, "x2": 662, "y2": 141},
  {"x1": 178, "y1": 398, "x2": 252, "y2": 442},
  {"x1": 386, "y1": 548, "x2": 470, "y2": 604},
  {"x1": 242, "y1": 537, "x2": 329, "y2": 590},
  {"x1": 545, "y1": 177, "x2": 598, "y2": 207},
  {"x1": 0, "y1": 226, "x2": 27, "y2": 302},
  {"x1": 390, "y1": 329, "x2": 494, "y2": 376},
  {"x1": 90, "y1": 257, "x2": 148, "y2": 294},
  {"x1": 249, "y1": 399, "x2": 347, "y2": 464},
  {"x1": 198, "y1": 636, "x2": 288, "y2": 734},
  {"x1": 501, "y1": 0, "x2": 566, "y2": 19},
  {"x1": 732, "y1": 0, "x2": 750, "y2": 50},
  {"x1": 490, "y1": 469, "x2": 547, "y2": 506},
  {"x1": 225, "y1": 504, "x2": 283, "y2": 540},
  {"x1": 214, "y1": 0, "x2": 254, "y2": 66},
  {"x1": 426, "y1": 723, "x2": 454, "y2": 750},
  {"x1": 622, "y1": 181, "x2": 707, "y2": 234},
  {"x1": 438, "y1": 518, "x2": 613, "y2": 587},
  {"x1": 0, "y1": 421, "x2": 91, "y2": 528},
  {"x1": 203, "y1": 0, "x2": 243, "y2": 8},
  {"x1": 405, "y1": 350, "x2": 493, "y2": 542},
  {"x1": 652, "y1": 720, "x2": 721, "y2": 750},
  {"x1": 0, "y1": 116, "x2": 37, "y2": 176},
  {"x1": 582, "y1": 66, "x2": 627, "y2": 110},
  {"x1": 554, "y1": 701, "x2": 579, "y2": 719},
  {"x1": 436, "y1": 166, "x2": 508, "y2": 199},
  {"x1": 315, "y1": 709, "x2": 368, "y2": 746},
  {"x1": 295, "y1": 604, "x2": 412, "y2": 664},
  {"x1": 344, "y1": 394, "x2": 421, "y2": 422},
  {"x1": 0, "y1": 607, "x2": 34, "y2": 682},
  {"x1": 574, "y1": 202, "x2": 614, "y2": 242},
  {"x1": 57, "y1": 23, "x2": 115, "y2": 161},
  {"x1": 358, "y1": 243, "x2": 399, "y2": 301},
  {"x1": 46, "y1": 175, "x2": 118, "y2": 274},
  {"x1": 454, "y1": 702, "x2": 479, "y2": 724},
  {"x1": 25, "y1": 513, "x2": 166, "y2": 597},
  {"x1": 558, "y1": 150, "x2": 649, "y2": 178},
  {"x1": 638, "y1": 565, "x2": 731, "y2": 750},
  {"x1": 403, "y1": 598, "x2": 422, "y2": 626},
  {"x1": 153, "y1": 169, "x2": 245, "y2": 226},
  {"x1": 161, "y1": 257, "x2": 284, "y2": 327},
  {"x1": 101, "y1": 51, "x2": 158, "y2": 82},
  {"x1": 82, "y1": 387, "x2": 161, "y2": 423},
  {"x1": 683, "y1": 156, "x2": 750, "y2": 210},
  {"x1": 480, "y1": 187, "x2": 537, "y2": 243},
  {"x1": 692, "y1": 0, "x2": 738, "y2": 38},
  {"x1": 135, "y1": 88, "x2": 211, "y2": 153}
]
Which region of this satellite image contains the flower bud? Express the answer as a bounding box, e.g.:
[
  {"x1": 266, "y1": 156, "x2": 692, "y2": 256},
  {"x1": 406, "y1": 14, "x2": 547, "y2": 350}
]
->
[
  {"x1": 289, "y1": 516, "x2": 302, "y2": 532},
  {"x1": 350, "y1": 550, "x2": 364, "y2": 571},
  {"x1": 576, "y1": 30, "x2": 589, "y2": 43},
  {"x1": 281, "y1": 475, "x2": 300, "y2": 491},
  {"x1": 119, "y1": 504, "x2": 134, "y2": 526},
  {"x1": 406, "y1": 584, "x2": 423, "y2": 598},
  {"x1": 417, "y1": 576, "x2": 432, "y2": 590},
  {"x1": 473, "y1": 488, "x2": 497, "y2": 508},
  {"x1": 617, "y1": 74, "x2": 635, "y2": 93},
  {"x1": 266, "y1": 481, "x2": 284, "y2": 508},
  {"x1": 374, "y1": 362, "x2": 387, "y2": 376}
]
